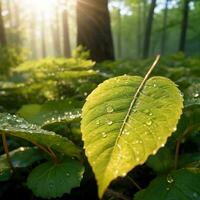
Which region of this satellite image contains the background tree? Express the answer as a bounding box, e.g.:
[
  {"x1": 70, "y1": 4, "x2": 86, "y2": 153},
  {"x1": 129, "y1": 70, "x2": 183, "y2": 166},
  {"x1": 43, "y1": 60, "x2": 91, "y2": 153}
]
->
[
  {"x1": 62, "y1": 2, "x2": 71, "y2": 58},
  {"x1": 0, "y1": 1, "x2": 7, "y2": 46},
  {"x1": 142, "y1": 0, "x2": 157, "y2": 58},
  {"x1": 77, "y1": 0, "x2": 114, "y2": 62},
  {"x1": 179, "y1": 0, "x2": 190, "y2": 52}
]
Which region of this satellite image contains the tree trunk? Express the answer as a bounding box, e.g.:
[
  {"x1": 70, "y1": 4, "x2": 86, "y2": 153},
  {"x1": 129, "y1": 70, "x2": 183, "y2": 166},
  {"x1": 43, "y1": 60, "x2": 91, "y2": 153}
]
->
[
  {"x1": 13, "y1": 1, "x2": 20, "y2": 45},
  {"x1": 160, "y1": 0, "x2": 169, "y2": 55},
  {"x1": 52, "y1": 6, "x2": 61, "y2": 57},
  {"x1": 116, "y1": 8, "x2": 121, "y2": 59},
  {"x1": 77, "y1": 0, "x2": 114, "y2": 62},
  {"x1": 30, "y1": 10, "x2": 37, "y2": 59},
  {"x1": 137, "y1": 0, "x2": 142, "y2": 58},
  {"x1": 62, "y1": 8, "x2": 71, "y2": 58},
  {"x1": 41, "y1": 13, "x2": 46, "y2": 58},
  {"x1": 0, "y1": 1, "x2": 7, "y2": 46},
  {"x1": 142, "y1": 0, "x2": 156, "y2": 58},
  {"x1": 179, "y1": 0, "x2": 190, "y2": 52}
]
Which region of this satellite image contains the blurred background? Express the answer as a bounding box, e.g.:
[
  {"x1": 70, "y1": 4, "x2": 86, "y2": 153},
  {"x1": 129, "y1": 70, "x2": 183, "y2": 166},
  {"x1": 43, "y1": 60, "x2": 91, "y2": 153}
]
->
[{"x1": 0, "y1": 0, "x2": 199, "y2": 62}]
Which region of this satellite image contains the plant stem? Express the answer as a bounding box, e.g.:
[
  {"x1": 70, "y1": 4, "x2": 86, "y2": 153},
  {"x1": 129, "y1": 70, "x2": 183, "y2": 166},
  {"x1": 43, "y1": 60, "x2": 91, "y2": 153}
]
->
[
  {"x1": 47, "y1": 147, "x2": 58, "y2": 163},
  {"x1": 1, "y1": 134, "x2": 14, "y2": 171},
  {"x1": 127, "y1": 175, "x2": 142, "y2": 190},
  {"x1": 174, "y1": 125, "x2": 196, "y2": 169},
  {"x1": 31, "y1": 141, "x2": 57, "y2": 163}
]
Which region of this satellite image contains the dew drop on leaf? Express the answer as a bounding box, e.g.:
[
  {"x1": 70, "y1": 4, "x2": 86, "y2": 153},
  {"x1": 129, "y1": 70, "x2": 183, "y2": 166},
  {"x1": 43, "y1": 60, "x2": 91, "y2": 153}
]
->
[
  {"x1": 146, "y1": 120, "x2": 152, "y2": 126},
  {"x1": 194, "y1": 93, "x2": 199, "y2": 98},
  {"x1": 107, "y1": 120, "x2": 113, "y2": 125},
  {"x1": 101, "y1": 132, "x2": 107, "y2": 138},
  {"x1": 167, "y1": 175, "x2": 174, "y2": 184},
  {"x1": 106, "y1": 105, "x2": 114, "y2": 113}
]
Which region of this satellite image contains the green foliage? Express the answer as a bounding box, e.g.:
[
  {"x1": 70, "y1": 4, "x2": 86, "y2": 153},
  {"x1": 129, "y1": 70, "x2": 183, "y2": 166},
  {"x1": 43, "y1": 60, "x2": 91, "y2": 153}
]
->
[
  {"x1": 18, "y1": 99, "x2": 83, "y2": 127},
  {"x1": 134, "y1": 168, "x2": 200, "y2": 200},
  {"x1": 0, "y1": 47, "x2": 27, "y2": 76},
  {"x1": 0, "y1": 55, "x2": 200, "y2": 199},
  {"x1": 0, "y1": 147, "x2": 43, "y2": 181},
  {"x1": 0, "y1": 113, "x2": 81, "y2": 158},
  {"x1": 27, "y1": 158, "x2": 84, "y2": 199},
  {"x1": 81, "y1": 75, "x2": 183, "y2": 197}
]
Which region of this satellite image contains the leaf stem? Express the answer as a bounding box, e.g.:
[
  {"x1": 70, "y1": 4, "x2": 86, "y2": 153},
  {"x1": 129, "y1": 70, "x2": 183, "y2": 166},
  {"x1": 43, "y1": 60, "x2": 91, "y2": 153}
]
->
[
  {"x1": 1, "y1": 134, "x2": 14, "y2": 171},
  {"x1": 127, "y1": 175, "x2": 142, "y2": 191},
  {"x1": 31, "y1": 141, "x2": 58, "y2": 163},
  {"x1": 47, "y1": 147, "x2": 58, "y2": 163},
  {"x1": 174, "y1": 125, "x2": 196, "y2": 169},
  {"x1": 119, "y1": 55, "x2": 160, "y2": 137}
]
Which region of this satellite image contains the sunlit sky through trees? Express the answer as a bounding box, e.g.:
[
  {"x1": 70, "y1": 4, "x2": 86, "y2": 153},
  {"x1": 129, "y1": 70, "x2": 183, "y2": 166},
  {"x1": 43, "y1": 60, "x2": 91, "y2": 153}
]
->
[{"x1": 1, "y1": 0, "x2": 199, "y2": 59}]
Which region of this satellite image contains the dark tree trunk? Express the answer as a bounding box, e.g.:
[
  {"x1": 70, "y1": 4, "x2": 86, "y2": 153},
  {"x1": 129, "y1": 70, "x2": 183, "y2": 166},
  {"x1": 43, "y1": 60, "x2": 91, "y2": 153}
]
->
[
  {"x1": 0, "y1": 1, "x2": 7, "y2": 46},
  {"x1": 161, "y1": 0, "x2": 169, "y2": 55},
  {"x1": 116, "y1": 8, "x2": 121, "y2": 59},
  {"x1": 62, "y1": 8, "x2": 71, "y2": 58},
  {"x1": 77, "y1": 0, "x2": 114, "y2": 62},
  {"x1": 179, "y1": 0, "x2": 190, "y2": 52},
  {"x1": 137, "y1": 0, "x2": 142, "y2": 58},
  {"x1": 142, "y1": 0, "x2": 156, "y2": 58},
  {"x1": 41, "y1": 13, "x2": 46, "y2": 57}
]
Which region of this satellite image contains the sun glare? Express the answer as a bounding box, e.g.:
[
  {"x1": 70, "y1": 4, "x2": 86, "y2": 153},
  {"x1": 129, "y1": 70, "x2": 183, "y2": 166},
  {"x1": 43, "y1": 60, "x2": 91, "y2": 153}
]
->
[{"x1": 22, "y1": 0, "x2": 56, "y2": 19}]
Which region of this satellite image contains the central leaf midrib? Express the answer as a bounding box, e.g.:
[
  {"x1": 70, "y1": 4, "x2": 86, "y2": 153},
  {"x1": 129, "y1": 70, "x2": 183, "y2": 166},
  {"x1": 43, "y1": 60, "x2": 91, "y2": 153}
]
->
[{"x1": 102, "y1": 77, "x2": 151, "y2": 180}]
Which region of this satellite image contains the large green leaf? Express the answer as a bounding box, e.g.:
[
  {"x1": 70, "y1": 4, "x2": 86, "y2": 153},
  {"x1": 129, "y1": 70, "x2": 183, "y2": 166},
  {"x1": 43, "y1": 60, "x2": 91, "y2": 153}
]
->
[
  {"x1": 81, "y1": 75, "x2": 183, "y2": 197},
  {"x1": 134, "y1": 168, "x2": 200, "y2": 200},
  {"x1": 0, "y1": 113, "x2": 81, "y2": 158},
  {"x1": 0, "y1": 147, "x2": 43, "y2": 181},
  {"x1": 18, "y1": 99, "x2": 82, "y2": 127},
  {"x1": 27, "y1": 158, "x2": 84, "y2": 198}
]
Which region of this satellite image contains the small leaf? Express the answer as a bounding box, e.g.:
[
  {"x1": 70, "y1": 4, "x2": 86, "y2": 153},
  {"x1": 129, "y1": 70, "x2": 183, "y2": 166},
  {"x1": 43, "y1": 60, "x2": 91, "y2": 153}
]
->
[
  {"x1": 27, "y1": 158, "x2": 84, "y2": 199},
  {"x1": 18, "y1": 99, "x2": 82, "y2": 127},
  {"x1": 147, "y1": 147, "x2": 173, "y2": 174},
  {"x1": 134, "y1": 168, "x2": 200, "y2": 200},
  {"x1": 0, "y1": 113, "x2": 81, "y2": 158},
  {"x1": 81, "y1": 75, "x2": 183, "y2": 197},
  {"x1": 0, "y1": 147, "x2": 43, "y2": 181}
]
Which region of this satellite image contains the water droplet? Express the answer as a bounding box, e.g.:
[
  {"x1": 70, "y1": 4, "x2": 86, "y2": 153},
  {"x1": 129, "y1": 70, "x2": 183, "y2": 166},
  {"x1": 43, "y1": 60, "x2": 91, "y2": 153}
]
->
[
  {"x1": 136, "y1": 157, "x2": 140, "y2": 162},
  {"x1": 96, "y1": 120, "x2": 100, "y2": 125},
  {"x1": 107, "y1": 120, "x2": 113, "y2": 125},
  {"x1": 193, "y1": 192, "x2": 198, "y2": 198},
  {"x1": 146, "y1": 120, "x2": 152, "y2": 126},
  {"x1": 19, "y1": 147, "x2": 25, "y2": 151},
  {"x1": 122, "y1": 129, "x2": 129, "y2": 135},
  {"x1": 152, "y1": 150, "x2": 157, "y2": 155},
  {"x1": 194, "y1": 93, "x2": 199, "y2": 98},
  {"x1": 166, "y1": 187, "x2": 170, "y2": 191},
  {"x1": 161, "y1": 143, "x2": 165, "y2": 147},
  {"x1": 167, "y1": 175, "x2": 174, "y2": 184},
  {"x1": 153, "y1": 83, "x2": 157, "y2": 87},
  {"x1": 106, "y1": 105, "x2": 114, "y2": 113},
  {"x1": 101, "y1": 132, "x2": 107, "y2": 138},
  {"x1": 66, "y1": 172, "x2": 70, "y2": 177},
  {"x1": 173, "y1": 127, "x2": 177, "y2": 132},
  {"x1": 149, "y1": 112, "x2": 153, "y2": 116}
]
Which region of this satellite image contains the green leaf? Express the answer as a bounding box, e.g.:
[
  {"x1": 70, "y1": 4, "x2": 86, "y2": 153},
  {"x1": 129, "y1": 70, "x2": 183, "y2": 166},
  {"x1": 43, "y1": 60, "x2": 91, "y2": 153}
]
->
[
  {"x1": 0, "y1": 113, "x2": 81, "y2": 158},
  {"x1": 184, "y1": 83, "x2": 200, "y2": 107},
  {"x1": 18, "y1": 99, "x2": 82, "y2": 127},
  {"x1": 81, "y1": 75, "x2": 183, "y2": 197},
  {"x1": 134, "y1": 168, "x2": 200, "y2": 200},
  {"x1": 147, "y1": 147, "x2": 173, "y2": 174},
  {"x1": 0, "y1": 147, "x2": 43, "y2": 181},
  {"x1": 27, "y1": 158, "x2": 84, "y2": 198}
]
